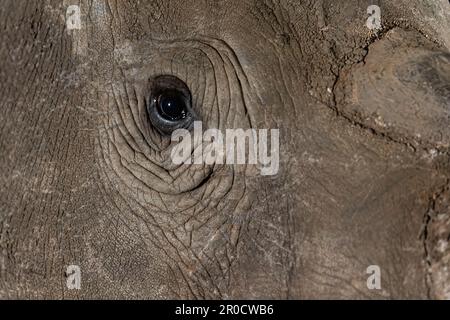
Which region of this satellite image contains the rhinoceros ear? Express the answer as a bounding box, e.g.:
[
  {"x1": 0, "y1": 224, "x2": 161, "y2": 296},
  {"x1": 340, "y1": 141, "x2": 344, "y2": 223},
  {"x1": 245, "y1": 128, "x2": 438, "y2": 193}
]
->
[{"x1": 335, "y1": 28, "x2": 450, "y2": 151}]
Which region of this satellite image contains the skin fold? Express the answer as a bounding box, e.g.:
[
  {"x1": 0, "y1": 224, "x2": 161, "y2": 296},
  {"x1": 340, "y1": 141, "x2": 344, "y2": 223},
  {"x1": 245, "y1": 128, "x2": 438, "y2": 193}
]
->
[{"x1": 0, "y1": 0, "x2": 449, "y2": 299}]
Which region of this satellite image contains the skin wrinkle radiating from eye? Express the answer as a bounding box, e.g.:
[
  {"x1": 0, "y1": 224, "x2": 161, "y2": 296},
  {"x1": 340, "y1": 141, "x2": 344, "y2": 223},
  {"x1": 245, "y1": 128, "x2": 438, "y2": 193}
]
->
[{"x1": 92, "y1": 30, "x2": 257, "y2": 298}]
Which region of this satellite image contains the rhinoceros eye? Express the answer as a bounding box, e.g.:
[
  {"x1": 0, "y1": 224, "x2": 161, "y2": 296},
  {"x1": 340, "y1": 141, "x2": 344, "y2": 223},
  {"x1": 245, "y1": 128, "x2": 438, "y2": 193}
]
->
[
  {"x1": 156, "y1": 90, "x2": 188, "y2": 121},
  {"x1": 147, "y1": 75, "x2": 196, "y2": 135}
]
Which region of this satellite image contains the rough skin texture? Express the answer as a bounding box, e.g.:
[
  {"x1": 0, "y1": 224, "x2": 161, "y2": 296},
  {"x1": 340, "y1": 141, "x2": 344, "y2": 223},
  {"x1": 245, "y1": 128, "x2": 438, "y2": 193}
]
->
[{"x1": 0, "y1": 0, "x2": 449, "y2": 299}]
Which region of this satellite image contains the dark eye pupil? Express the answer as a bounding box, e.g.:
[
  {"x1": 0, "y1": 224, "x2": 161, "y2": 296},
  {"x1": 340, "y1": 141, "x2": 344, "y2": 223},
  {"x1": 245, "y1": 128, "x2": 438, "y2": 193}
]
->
[{"x1": 157, "y1": 91, "x2": 187, "y2": 121}]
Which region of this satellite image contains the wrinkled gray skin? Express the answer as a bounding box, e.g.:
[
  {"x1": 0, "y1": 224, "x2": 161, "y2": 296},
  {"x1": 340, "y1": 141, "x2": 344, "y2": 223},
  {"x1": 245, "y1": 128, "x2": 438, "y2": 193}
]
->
[{"x1": 0, "y1": 0, "x2": 450, "y2": 299}]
